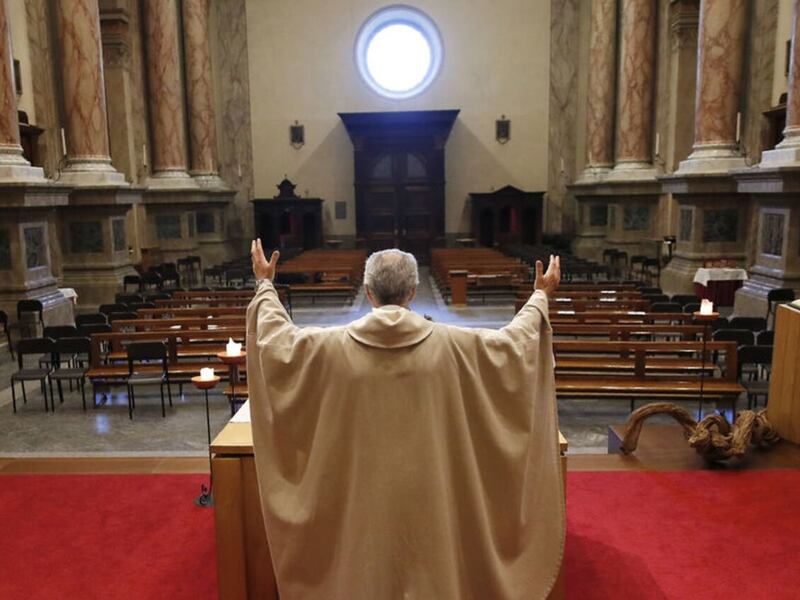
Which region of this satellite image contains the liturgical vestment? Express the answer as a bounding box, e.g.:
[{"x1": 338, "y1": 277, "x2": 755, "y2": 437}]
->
[{"x1": 246, "y1": 280, "x2": 565, "y2": 600}]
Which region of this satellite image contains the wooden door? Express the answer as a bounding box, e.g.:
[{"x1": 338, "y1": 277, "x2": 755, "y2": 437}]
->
[{"x1": 360, "y1": 150, "x2": 441, "y2": 260}]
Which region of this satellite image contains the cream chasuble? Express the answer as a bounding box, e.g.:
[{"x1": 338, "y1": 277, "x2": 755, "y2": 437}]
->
[{"x1": 246, "y1": 280, "x2": 565, "y2": 599}]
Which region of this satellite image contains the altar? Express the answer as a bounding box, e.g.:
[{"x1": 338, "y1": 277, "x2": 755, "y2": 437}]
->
[{"x1": 211, "y1": 402, "x2": 568, "y2": 599}]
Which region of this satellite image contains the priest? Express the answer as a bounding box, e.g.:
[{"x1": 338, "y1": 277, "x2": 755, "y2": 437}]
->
[{"x1": 246, "y1": 240, "x2": 564, "y2": 599}]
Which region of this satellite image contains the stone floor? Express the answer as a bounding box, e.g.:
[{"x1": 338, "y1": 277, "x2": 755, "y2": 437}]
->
[{"x1": 0, "y1": 267, "x2": 737, "y2": 456}]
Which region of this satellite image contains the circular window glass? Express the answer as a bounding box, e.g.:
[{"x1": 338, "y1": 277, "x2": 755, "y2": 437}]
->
[{"x1": 355, "y1": 7, "x2": 443, "y2": 100}]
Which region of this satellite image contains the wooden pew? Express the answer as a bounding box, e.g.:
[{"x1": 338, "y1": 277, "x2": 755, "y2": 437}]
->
[
  {"x1": 549, "y1": 311, "x2": 695, "y2": 325},
  {"x1": 552, "y1": 323, "x2": 708, "y2": 341}
]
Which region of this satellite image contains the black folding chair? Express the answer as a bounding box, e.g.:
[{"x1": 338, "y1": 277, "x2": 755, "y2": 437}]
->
[
  {"x1": 125, "y1": 341, "x2": 172, "y2": 419},
  {"x1": 76, "y1": 313, "x2": 108, "y2": 327},
  {"x1": 756, "y1": 330, "x2": 774, "y2": 346},
  {"x1": 766, "y1": 288, "x2": 795, "y2": 323},
  {"x1": 123, "y1": 274, "x2": 142, "y2": 292},
  {"x1": 99, "y1": 303, "x2": 128, "y2": 316},
  {"x1": 651, "y1": 302, "x2": 682, "y2": 313},
  {"x1": 738, "y1": 345, "x2": 773, "y2": 409},
  {"x1": 17, "y1": 299, "x2": 44, "y2": 339},
  {"x1": 51, "y1": 337, "x2": 91, "y2": 410},
  {"x1": 671, "y1": 294, "x2": 700, "y2": 308},
  {"x1": 116, "y1": 293, "x2": 143, "y2": 305},
  {"x1": 728, "y1": 317, "x2": 767, "y2": 333},
  {"x1": 0, "y1": 310, "x2": 13, "y2": 359},
  {"x1": 11, "y1": 338, "x2": 55, "y2": 413},
  {"x1": 713, "y1": 329, "x2": 754, "y2": 347}
]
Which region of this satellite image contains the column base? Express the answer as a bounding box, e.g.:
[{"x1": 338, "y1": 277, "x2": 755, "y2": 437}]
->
[
  {"x1": 759, "y1": 144, "x2": 800, "y2": 168},
  {"x1": 0, "y1": 162, "x2": 47, "y2": 182},
  {"x1": 677, "y1": 144, "x2": 747, "y2": 174},
  {"x1": 191, "y1": 172, "x2": 228, "y2": 190},
  {"x1": 59, "y1": 163, "x2": 128, "y2": 186},
  {"x1": 605, "y1": 162, "x2": 660, "y2": 182},
  {"x1": 147, "y1": 170, "x2": 199, "y2": 190},
  {"x1": 575, "y1": 166, "x2": 613, "y2": 184}
]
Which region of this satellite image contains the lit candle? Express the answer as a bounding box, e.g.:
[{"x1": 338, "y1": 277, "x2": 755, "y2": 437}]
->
[
  {"x1": 700, "y1": 299, "x2": 714, "y2": 315},
  {"x1": 226, "y1": 338, "x2": 242, "y2": 356},
  {"x1": 200, "y1": 367, "x2": 215, "y2": 381}
]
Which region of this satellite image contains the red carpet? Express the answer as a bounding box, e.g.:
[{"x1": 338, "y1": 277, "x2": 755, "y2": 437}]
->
[
  {"x1": 565, "y1": 470, "x2": 800, "y2": 600},
  {"x1": 1, "y1": 471, "x2": 799, "y2": 599},
  {"x1": 0, "y1": 474, "x2": 216, "y2": 600}
]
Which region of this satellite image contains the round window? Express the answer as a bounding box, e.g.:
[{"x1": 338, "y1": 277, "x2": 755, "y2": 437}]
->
[{"x1": 355, "y1": 6, "x2": 443, "y2": 100}]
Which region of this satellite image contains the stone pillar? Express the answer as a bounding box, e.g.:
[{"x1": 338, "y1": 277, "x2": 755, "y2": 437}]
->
[
  {"x1": 54, "y1": 0, "x2": 125, "y2": 185},
  {"x1": 0, "y1": 0, "x2": 43, "y2": 181},
  {"x1": 183, "y1": 0, "x2": 224, "y2": 188},
  {"x1": 580, "y1": 0, "x2": 617, "y2": 180},
  {"x1": 609, "y1": 0, "x2": 657, "y2": 180},
  {"x1": 677, "y1": 0, "x2": 747, "y2": 172},
  {"x1": 761, "y1": 0, "x2": 800, "y2": 166},
  {"x1": 143, "y1": 0, "x2": 195, "y2": 188}
]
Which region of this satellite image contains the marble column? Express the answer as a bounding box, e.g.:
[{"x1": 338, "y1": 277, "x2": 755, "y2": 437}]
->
[
  {"x1": 609, "y1": 0, "x2": 657, "y2": 180},
  {"x1": 143, "y1": 0, "x2": 195, "y2": 188},
  {"x1": 0, "y1": 0, "x2": 43, "y2": 181},
  {"x1": 54, "y1": 0, "x2": 125, "y2": 186},
  {"x1": 183, "y1": 0, "x2": 224, "y2": 188},
  {"x1": 579, "y1": 0, "x2": 617, "y2": 180},
  {"x1": 677, "y1": 0, "x2": 747, "y2": 172},
  {"x1": 761, "y1": 0, "x2": 800, "y2": 166}
]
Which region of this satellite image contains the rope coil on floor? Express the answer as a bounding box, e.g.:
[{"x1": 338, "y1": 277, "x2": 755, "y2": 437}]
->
[{"x1": 620, "y1": 402, "x2": 780, "y2": 462}]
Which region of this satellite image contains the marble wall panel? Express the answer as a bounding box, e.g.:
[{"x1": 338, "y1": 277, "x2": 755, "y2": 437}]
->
[
  {"x1": 196, "y1": 211, "x2": 215, "y2": 233},
  {"x1": 623, "y1": 206, "x2": 650, "y2": 231},
  {"x1": 702, "y1": 209, "x2": 738, "y2": 242},
  {"x1": 0, "y1": 228, "x2": 9, "y2": 269},
  {"x1": 589, "y1": 205, "x2": 608, "y2": 227},
  {"x1": 609, "y1": 205, "x2": 617, "y2": 230},
  {"x1": 25, "y1": 0, "x2": 61, "y2": 177},
  {"x1": 210, "y1": 0, "x2": 254, "y2": 243},
  {"x1": 547, "y1": 0, "x2": 579, "y2": 233},
  {"x1": 679, "y1": 207, "x2": 693, "y2": 241},
  {"x1": 24, "y1": 225, "x2": 45, "y2": 269},
  {"x1": 69, "y1": 221, "x2": 104, "y2": 254},
  {"x1": 761, "y1": 212, "x2": 786, "y2": 256},
  {"x1": 743, "y1": 0, "x2": 778, "y2": 163},
  {"x1": 112, "y1": 217, "x2": 126, "y2": 252},
  {"x1": 156, "y1": 214, "x2": 182, "y2": 240}
]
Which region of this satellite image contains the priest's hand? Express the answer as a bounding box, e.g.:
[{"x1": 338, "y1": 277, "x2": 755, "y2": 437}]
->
[
  {"x1": 251, "y1": 239, "x2": 280, "y2": 282},
  {"x1": 534, "y1": 255, "x2": 560, "y2": 298}
]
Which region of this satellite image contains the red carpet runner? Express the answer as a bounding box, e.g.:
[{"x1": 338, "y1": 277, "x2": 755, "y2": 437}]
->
[
  {"x1": 565, "y1": 470, "x2": 800, "y2": 600},
  {"x1": 0, "y1": 474, "x2": 217, "y2": 600},
  {"x1": 1, "y1": 470, "x2": 799, "y2": 599}
]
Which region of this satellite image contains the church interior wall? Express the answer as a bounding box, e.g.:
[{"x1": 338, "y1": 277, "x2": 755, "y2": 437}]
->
[{"x1": 243, "y1": 0, "x2": 552, "y2": 240}]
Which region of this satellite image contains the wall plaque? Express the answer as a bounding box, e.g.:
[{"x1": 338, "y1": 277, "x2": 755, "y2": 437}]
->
[
  {"x1": 156, "y1": 215, "x2": 182, "y2": 240},
  {"x1": 679, "y1": 208, "x2": 693, "y2": 242},
  {"x1": 197, "y1": 211, "x2": 215, "y2": 234},
  {"x1": 761, "y1": 212, "x2": 785, "y2": 256},
  {"x1": 24, "y1": 226, "x2": 45, "y2": 269},
  {"x1": 112, "y1": 218, "x2": 126, "y2": 252},
  {"x1": 0, "y1": 229, "x2": 10, "y2": 269},
  {"x1": 589, "y1": 205, "x2": 608, "y2": 227},
  {"x1": 702, "y1": 210, "x2": 738, "y2": 243},
  {"x1": 69, "y1": 221, "x2": 104, "y2": 254},
  {"x1": 623, "y1": 206, "x2": 650, "y2": 231}
]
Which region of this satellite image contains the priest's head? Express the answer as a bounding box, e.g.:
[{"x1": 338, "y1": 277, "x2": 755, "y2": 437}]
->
[{"x1": 363, "y1": 249, "x2": 419, "y2": 308}]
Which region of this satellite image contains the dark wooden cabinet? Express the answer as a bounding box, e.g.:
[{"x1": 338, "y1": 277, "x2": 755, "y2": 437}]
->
[
  {"x1": 469, "y1": 185, "x2": 544, "y2": 248},
  {"x1": 252, "y1": 179, "x2": 323, "y2": 252},
  {"x1": 340, "y1": 110, "x2": 459, "y2": 261}
]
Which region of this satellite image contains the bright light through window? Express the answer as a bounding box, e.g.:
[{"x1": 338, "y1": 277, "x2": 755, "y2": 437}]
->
[
  {"x1": 355, "y1": 7, "x2": 443, "y2": 100},
  {"x1": 366, "y1": 24, "x2": 432, "y2": 93}
]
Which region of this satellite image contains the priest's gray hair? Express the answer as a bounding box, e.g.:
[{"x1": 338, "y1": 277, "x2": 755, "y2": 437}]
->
[{"x1": 363, "y1": 249, "x2": 420, "y2": 306}]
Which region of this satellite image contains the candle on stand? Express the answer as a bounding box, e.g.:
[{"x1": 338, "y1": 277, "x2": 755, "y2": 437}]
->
[
  {"x1": 226, "y1": 338, "x2": 242, "y2": 357},
  {"x1": 700, "y1": 299, "x2": 714, "y2": 315},
  {"x1": 200, "y1": 367, "x2": 215, "y2": 381}
]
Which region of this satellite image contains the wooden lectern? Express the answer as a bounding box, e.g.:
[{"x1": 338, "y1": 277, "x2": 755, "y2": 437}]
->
[
  {"x1": 211, "y1": 403, "x2": 567, "y2": 599},
  {"x1": 768, "y1": 302, "x2": 800, "y2": 443}
]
